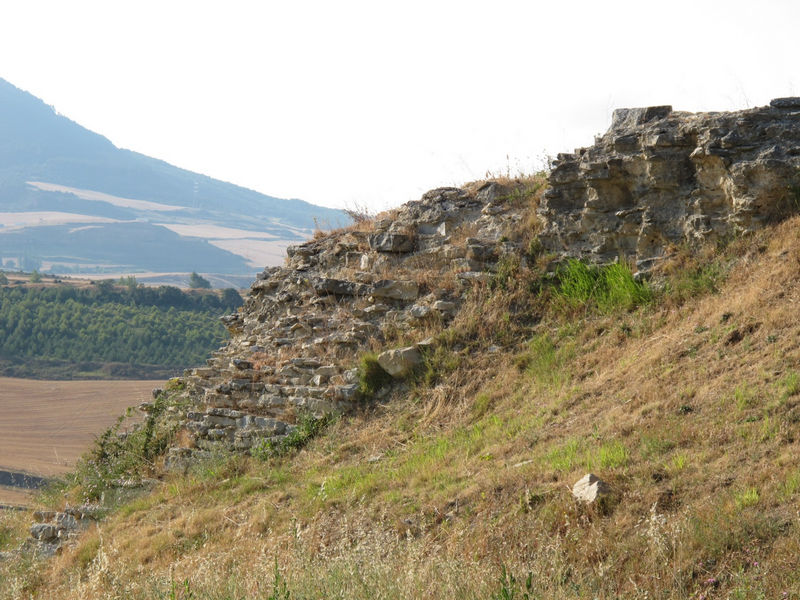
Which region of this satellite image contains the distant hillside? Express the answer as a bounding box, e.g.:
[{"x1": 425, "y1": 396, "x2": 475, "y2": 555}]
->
[{"x1": 0, "y1": 78, "x2": 347, "y2": 274}]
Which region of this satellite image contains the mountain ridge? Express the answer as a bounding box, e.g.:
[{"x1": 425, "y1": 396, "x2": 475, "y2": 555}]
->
[{"x1": 0, "y1": 78, "x2": 347, "y2": 274}]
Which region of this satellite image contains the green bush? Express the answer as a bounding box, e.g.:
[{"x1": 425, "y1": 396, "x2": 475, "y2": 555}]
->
[
  {"x1": 71, "y1": 391, "x2": 181, "y2": 500},
  {"x1": 357, "y1": 353, "x2": 393, "y2": 397},
  {"x1": 415, "y1": 345, "x2": 460, "y2": 388}
]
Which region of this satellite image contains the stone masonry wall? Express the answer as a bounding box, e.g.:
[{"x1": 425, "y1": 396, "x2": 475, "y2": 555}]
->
[
  {"x1": 168, "y1": 98, "x2": 800, "y2": 459},
  {"x1": 167, "y1": 182, "x2": 532, "y2": 463},
  {"x1": 539, "y1": 98, "x2": 800, "y2": 273}
]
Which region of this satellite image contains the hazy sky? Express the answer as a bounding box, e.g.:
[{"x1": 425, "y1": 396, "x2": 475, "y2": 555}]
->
[{"x1": 1, "y1": 1, "x2": 797, "y2": 211}]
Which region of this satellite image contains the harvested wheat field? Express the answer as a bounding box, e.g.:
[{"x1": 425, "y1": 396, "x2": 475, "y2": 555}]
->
[{"x1": 0, "y1": 378, "x2": 156, "y2": 504}]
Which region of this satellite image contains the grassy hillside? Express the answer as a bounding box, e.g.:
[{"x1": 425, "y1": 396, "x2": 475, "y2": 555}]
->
[{"x1": 4, "y1": 183, "x2": 800, "y2": 598}]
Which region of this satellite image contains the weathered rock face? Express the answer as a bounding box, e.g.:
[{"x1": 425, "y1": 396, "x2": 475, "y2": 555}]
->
[
  {"x1": 539, "y1": 98, "x2": 800, "y2": 273},
  {"x1": 173, "y1": 183, "x2": 529, "y2": 454}
]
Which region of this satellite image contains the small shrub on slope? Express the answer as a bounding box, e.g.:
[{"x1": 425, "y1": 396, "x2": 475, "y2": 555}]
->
[
  {"x1": 71, "y1": 391, "x2": 182, "y2": 501},
  {"x1": 253, "y1": 412, "x2": 335, "y2": 460},
  {"x1": 491, "y1": 565, "x2": 535, "y2": 600},
  {"x1": 357, "y1": 352, "x2": 393, "y2": 397}
]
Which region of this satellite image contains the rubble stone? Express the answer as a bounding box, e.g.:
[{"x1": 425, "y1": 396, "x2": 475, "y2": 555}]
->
[{"x1": 377, "y1": 347, "x2": 423, "y2": 378}]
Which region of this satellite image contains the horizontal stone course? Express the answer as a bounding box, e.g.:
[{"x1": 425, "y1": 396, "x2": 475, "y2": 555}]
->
[{"x1": 168, "y1": 179, "x2": 534, "y2": 454}]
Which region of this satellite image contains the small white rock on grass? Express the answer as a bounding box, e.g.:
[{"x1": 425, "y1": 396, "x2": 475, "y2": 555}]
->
[{"x1": 572, "y1": 473, "x2": 612, "y2": 504}]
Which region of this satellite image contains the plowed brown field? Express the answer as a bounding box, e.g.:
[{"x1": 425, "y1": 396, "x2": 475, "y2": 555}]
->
[{"x1": 0, "y1": 377, "x2": 159, "y2": 505}]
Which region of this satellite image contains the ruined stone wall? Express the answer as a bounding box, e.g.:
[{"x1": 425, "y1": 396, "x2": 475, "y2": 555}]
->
[
  {"x1": 168, "y1": 183, "x2": 532, "y2": 462},
  {"x1": 168, "y1": 99, "x2": 800, "y2": 459},
  {"x1": 539, "y1": 98, "x2": 800, "y2": 273}
]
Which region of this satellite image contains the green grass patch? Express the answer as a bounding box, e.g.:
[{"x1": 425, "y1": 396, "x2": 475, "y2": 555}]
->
[
  {"x1": 0, "y1": 523, "x2": 15, "y2": 551},
  {"x1": 779, "y1": 371, "x2": 800, "y2": 400},
  {"x1": 75, "y1": 535, "x2": 101, "y2": 570},
  {"x1": 594, "y1": 440, "x2": 629, "y2": 469},
  {"x1": 639, "y1": 435, "x2": 676, "y2": 459},
  {"x1": 735, "y1": 487, "x2": 760, "y2": 509},
  {"x1": 554, "y1": 259, "x2": 652, "y2": 313},
  {"x1": 781, "y1": 470, "x2": 800, "y2": 499},
  {"x1": 733, "y1": 384, "x2": 758, "y2": 411},
  {"x1": 314, "y1": 464, "x2": 384, "y2": 504},
  {"x1": 546, "y1": 438, "x2": 582, "y2": 472},
  {"x1": 662, "y1": 260, "x2": 726, "y2": 304},
  {"x1": 670, "y1": 452, "x2": 688, "y2": 472},
  {"x1": 471, "y1": 393, "x2": 492, "y2": 420},
  {"x1": 516, "y1": 332, "x2": 575, "y2": 390}
]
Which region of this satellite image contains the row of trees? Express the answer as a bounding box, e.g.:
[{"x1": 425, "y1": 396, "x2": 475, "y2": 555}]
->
[
  {"x1": 0, "y1": 284, "x2": 242, "y2": 369},
  {"x1": 0, "y1": 281, "x2": 242, "y2": 312}
]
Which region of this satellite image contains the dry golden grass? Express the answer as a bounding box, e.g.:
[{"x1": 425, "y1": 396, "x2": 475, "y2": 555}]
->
[{"x1": 0, "y1": 487, "x2": 36, "y2": 506}]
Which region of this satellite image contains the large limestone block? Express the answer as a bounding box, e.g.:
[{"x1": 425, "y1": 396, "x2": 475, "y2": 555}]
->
[
  {"x1": 311, "y1": 277, "x2": 370, "y2": 297},
  {"x1": 368, "y1": 232, "x2": 415, "y2": 253},
  {"x1": 377, "y1": 346, "x2": 422, "y2": 378},
  {"x1": 30, "y1": 524, "x2": 58, "y2": 542},
  {"x1": 539, "y1": 100, "x2": 800, "y2": 273},
  {"x1": 371, "y1": 279, "x2": 419, "y2": 301}
]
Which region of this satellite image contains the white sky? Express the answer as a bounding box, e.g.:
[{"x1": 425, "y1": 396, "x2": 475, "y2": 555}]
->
[{"x1": 1, "y1": 0, "x2": 798, "y2": 211}]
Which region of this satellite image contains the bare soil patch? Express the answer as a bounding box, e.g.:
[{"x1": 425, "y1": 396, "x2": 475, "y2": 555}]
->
[
  {"x1": 26, "y1": 181, "x2": 182, "y2": 212},
  {"x1": 208, "y1": 238, "x2": 292, "y2": 267},
  {"x1": 0, "y1": 211, "x2": 118, "y2": 231}
]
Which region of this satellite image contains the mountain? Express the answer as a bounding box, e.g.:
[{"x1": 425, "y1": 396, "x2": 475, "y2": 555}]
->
[{"x1": 0, "y1": 78, "x2": 347, "y2": 275}]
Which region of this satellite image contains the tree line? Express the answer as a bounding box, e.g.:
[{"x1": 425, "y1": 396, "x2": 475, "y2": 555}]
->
[{"x1": 0, "y1": 284, "x2": 244, "y2": 374}]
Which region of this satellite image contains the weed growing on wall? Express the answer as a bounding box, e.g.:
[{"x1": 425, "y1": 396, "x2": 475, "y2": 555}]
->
[
  {"x1": 70, "y1": 391, "x2": 183, "y2": 501},
  {"x1": 357, "y1": 353, "x2": 393, "y2": 398}
]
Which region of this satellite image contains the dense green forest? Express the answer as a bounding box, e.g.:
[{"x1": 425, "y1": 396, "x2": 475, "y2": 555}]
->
[{"x1": 0, "y1": 281, "x2": 243, "y2": 379}]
